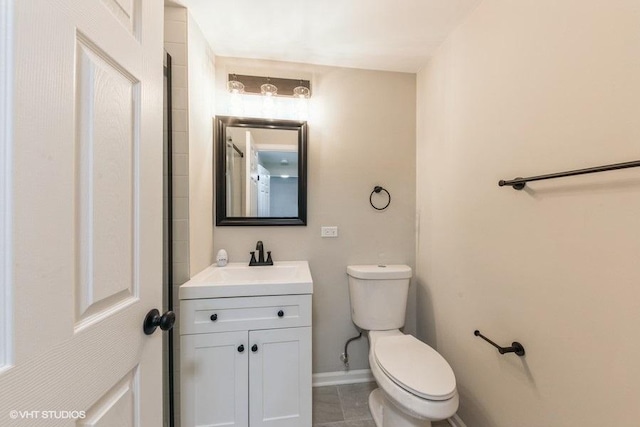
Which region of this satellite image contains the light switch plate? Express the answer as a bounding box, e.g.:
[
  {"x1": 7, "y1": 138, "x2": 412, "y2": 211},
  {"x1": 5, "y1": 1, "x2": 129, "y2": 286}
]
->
[{"x1": 321, "y1": 226, "x2": 338, "y2": 238}]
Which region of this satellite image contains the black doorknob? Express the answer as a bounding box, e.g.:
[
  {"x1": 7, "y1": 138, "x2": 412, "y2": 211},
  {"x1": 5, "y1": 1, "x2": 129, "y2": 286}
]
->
[
  {"x1": 210, "y1": 313, "x2": 218, "y2": 321},
  {"x1": 143, "y1": 309, "x2": 176, "y2": 335},
  {"x1": 238, "y1": 344, "x2": 245, "y2": 353},
  {"x1": 277, "y1": 310, "x2": 284, "y2": 318},
  {"x1": 251, "y1": 344, "x2": 258, "y2": 353}
]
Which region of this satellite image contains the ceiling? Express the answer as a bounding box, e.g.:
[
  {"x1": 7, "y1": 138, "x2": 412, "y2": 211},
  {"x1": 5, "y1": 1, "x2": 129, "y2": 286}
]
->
[{"x1": 177, "y1": 0, "x2": 482, "y2": 73}]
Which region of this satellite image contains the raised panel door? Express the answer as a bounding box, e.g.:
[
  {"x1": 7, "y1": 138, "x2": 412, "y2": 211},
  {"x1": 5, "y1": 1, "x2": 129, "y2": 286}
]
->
[
  {"x1": 249, "y1": 327, "x2": 312, "y2": 427},
  {"x1": 181, "y1": 331, "x2": 249, "y2": 427}
]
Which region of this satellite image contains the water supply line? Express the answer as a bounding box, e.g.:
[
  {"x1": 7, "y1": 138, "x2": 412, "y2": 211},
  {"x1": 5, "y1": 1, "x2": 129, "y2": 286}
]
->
[{"x1": 340, "y1": 330, "x2": 364, "y2": 369}]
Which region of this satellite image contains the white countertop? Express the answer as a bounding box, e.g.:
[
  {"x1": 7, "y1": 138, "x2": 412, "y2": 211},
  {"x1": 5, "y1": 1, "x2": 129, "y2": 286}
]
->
[{"x1": 179, "y1": 260, "x2": 313, "y2": 299}]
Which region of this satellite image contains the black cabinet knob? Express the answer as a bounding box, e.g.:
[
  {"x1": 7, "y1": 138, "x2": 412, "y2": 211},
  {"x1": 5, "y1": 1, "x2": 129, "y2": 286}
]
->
[
  {"x1": 251, "y1": 344, "x2": 258, "y2": 353},
  {"x1": 238, "y1": 344, "x2": 245, "y2": 353},
  {"x1": 277, "y1": 310, "x2": 284, "y2": 318},
  {"x1": 210, "y1": 313, "x2": 218, "y2": 322}
]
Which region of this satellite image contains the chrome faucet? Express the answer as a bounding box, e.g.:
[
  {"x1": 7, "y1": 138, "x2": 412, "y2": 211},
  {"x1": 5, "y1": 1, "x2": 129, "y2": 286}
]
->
[{"x1": 249, "y1": 240, "x2": 273, "y2": 266}]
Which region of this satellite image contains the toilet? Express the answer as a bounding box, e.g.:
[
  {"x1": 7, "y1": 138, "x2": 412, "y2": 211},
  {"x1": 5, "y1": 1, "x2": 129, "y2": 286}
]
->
[{"x1": 347, "y1": 265, "x2": 459, "y2": 427}]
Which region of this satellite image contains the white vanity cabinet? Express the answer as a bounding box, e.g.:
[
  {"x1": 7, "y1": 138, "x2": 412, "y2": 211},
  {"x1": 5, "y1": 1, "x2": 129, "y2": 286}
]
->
[{"x1": 180, "y1": 294, "x2": 312, "y2": 427}]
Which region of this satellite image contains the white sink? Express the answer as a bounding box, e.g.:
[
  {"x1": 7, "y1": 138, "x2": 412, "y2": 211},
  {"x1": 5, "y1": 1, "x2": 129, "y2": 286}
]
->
[{"x1": 179, "y1": 261, "x2": 313, "y2": 299}]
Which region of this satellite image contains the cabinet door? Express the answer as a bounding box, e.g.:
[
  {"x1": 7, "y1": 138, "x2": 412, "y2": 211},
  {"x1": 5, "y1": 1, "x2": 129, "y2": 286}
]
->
[
  {"x1": 181, "y1": 332, "x2": 249, "y2": 427},
  {"x1": 249, "y1": 327, "x2": 312, "y2": 427}
]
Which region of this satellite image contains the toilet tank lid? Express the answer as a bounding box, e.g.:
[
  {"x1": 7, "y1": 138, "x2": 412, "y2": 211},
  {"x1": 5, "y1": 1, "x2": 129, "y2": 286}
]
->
[{"x1": 347, "y1": 265, "x2": 412, "y2": 280}]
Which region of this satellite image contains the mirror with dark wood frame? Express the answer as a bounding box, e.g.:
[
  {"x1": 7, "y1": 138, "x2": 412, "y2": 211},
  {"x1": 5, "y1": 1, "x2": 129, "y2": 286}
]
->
[{"x1": 215, "y1": 116, "x2": 308, "y2": 226}]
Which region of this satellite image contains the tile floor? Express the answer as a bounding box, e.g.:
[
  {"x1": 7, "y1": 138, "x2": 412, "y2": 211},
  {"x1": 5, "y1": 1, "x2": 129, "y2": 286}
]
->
[{"x1": 312, "y1": 382, "x2": 450, "y2": 427}]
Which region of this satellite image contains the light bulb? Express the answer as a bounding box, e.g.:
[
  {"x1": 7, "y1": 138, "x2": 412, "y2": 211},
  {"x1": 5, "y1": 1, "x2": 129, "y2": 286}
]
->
[
  {"x1": 227, "y1": 79, "x2": 244, "y2": 94},
  {"x1": 261, "y1": 83, "x2": 278, "y2": 96},
  {"x1": 293, "y1": 85, "x2": 310, "y2": 99}
]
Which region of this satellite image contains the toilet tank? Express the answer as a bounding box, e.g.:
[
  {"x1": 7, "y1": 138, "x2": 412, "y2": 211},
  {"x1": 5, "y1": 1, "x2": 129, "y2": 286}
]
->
[{"x1": 347, "y1": 265, "x2": 412, "y2": 331}]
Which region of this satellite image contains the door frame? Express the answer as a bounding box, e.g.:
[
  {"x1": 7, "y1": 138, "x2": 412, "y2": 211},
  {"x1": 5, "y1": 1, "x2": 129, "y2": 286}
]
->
[
  {"x1": 163, "y1": 49, "x2": 176, "y2": 427},
  {"x1": 0, "y1": 0, "x2": 13, "y2": 373}
]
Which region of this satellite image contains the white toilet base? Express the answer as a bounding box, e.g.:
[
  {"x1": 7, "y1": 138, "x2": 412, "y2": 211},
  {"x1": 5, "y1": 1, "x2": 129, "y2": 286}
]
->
[
  {"x1": 369, "y1": 388, "x2": 432, "y2": 427},
  {"x1": 368, "y1": 330, "x2": 459, "y2": 422},
  {"x1": 369, "y1": 388, "x2": 384, "y2": 426}
]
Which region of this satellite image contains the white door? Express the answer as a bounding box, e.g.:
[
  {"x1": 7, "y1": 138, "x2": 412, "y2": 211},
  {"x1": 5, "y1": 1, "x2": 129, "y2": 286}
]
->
[
  {"x1": 257, "y1": 164, "x2": 270, "y2": 217},
  {"x1": 0, "y1": 0, "x2": 164, "y2": 425},
  {"x1": 181, "y1": 332, "x2": 249, "y2": 427},
  {"x1": 249, "y1": 327, "x2": 312, "y2": 427},
  {"x1": 245, "y1": 131, "x2": 258, "y2": 216}
]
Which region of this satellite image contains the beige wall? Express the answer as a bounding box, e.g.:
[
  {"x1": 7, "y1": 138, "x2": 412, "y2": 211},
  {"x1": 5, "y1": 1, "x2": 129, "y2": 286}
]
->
[
  {"x1": 416, "y1": 1, "x2": 640, "y2": 426},
  {"x1": 213, "y1": 57, "x2": 416, "y2": 373}
]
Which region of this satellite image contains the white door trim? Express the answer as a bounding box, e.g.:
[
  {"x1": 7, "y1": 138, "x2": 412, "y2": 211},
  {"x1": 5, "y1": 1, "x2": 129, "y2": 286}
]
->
[{"x1": 0, "y1": 0, "x2": 13, "y2": 372}]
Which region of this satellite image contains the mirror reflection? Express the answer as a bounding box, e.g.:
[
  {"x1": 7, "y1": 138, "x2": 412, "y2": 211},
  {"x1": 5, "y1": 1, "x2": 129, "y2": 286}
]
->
[
  {"x1": 225, "y1": 127, "x2": 299, "y2": 217},
  {"x1": 215, "y1": 116, "x2": 307, "y2": 226}
]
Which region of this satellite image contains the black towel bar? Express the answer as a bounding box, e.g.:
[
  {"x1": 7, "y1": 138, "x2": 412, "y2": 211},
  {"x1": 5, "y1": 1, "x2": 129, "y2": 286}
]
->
[
  {"x1": 474, "y1": 330, "x2": 525, "y2": 356},
  {"x1": 499, "y1": 159, "x2": 640, "y2": 190}
]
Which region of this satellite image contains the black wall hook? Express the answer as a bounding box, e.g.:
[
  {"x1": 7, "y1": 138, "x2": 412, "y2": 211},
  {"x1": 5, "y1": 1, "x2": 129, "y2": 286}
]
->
[
  {"x1": 474, "y1": 330, "x2": 525, "y2": 356},
  {"x1": 370, "y1": 186, "x2": 391, "y2": 210}
]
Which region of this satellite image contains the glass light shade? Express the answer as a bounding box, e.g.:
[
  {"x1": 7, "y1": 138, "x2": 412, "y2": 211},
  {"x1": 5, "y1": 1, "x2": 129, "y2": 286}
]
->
[
  {"x1": 227, "y1": 79, "x2": 245, "y2": 94},
  {"x1": 293, "y1": 85, "x2": 311, "y2": 99},
  {"x1": 260, "y1": 83, "x2": 278, "y2": 96}
]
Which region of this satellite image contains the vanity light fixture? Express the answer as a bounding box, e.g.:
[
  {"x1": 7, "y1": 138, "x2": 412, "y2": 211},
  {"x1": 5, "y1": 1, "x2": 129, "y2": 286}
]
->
[
  {"x1": 227, "y1": 74, "x2": 311, "y2": 99},
  {"x1": 226, "y1": 75, "x2": 311, "y2": 119}
]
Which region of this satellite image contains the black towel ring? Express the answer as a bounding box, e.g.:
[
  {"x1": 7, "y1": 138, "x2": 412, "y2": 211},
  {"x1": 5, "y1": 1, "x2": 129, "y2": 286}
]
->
[{"x1": 369, "y1": 186, "x2": 391, "y2": 210}]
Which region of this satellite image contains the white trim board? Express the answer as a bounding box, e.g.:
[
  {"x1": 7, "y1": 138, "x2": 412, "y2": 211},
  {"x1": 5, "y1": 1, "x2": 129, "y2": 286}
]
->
[
  {"x1": 0, "y1": 0, "x2": 13, "y2": 371},
  {"x1": 312, "y1": 369, "x2": 375, "y2": 387}
]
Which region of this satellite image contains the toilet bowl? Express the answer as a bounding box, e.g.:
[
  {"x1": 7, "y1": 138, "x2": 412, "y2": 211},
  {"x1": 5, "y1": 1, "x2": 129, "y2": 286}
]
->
[
  {"x1": 368, "y1": 330, "x2": 458, "y2": 426},
  {"x1": 347, "y1": 265, "x2": 459, "y2": 427}
]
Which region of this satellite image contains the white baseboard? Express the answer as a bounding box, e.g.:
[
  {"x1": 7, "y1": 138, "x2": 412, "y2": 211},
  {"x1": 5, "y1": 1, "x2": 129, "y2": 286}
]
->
[
  {"x1": 447, "y1": 414, "x2": 467, "y2": 427},
  {"x1": 312, "y1": 369, "x2": 375, "y2": 387}
]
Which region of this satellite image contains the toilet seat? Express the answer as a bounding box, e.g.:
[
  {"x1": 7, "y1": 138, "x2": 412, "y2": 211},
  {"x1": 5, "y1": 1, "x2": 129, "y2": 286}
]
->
[{"x1": 374, "y1": 334, "x2": 456, "y2": 401}]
